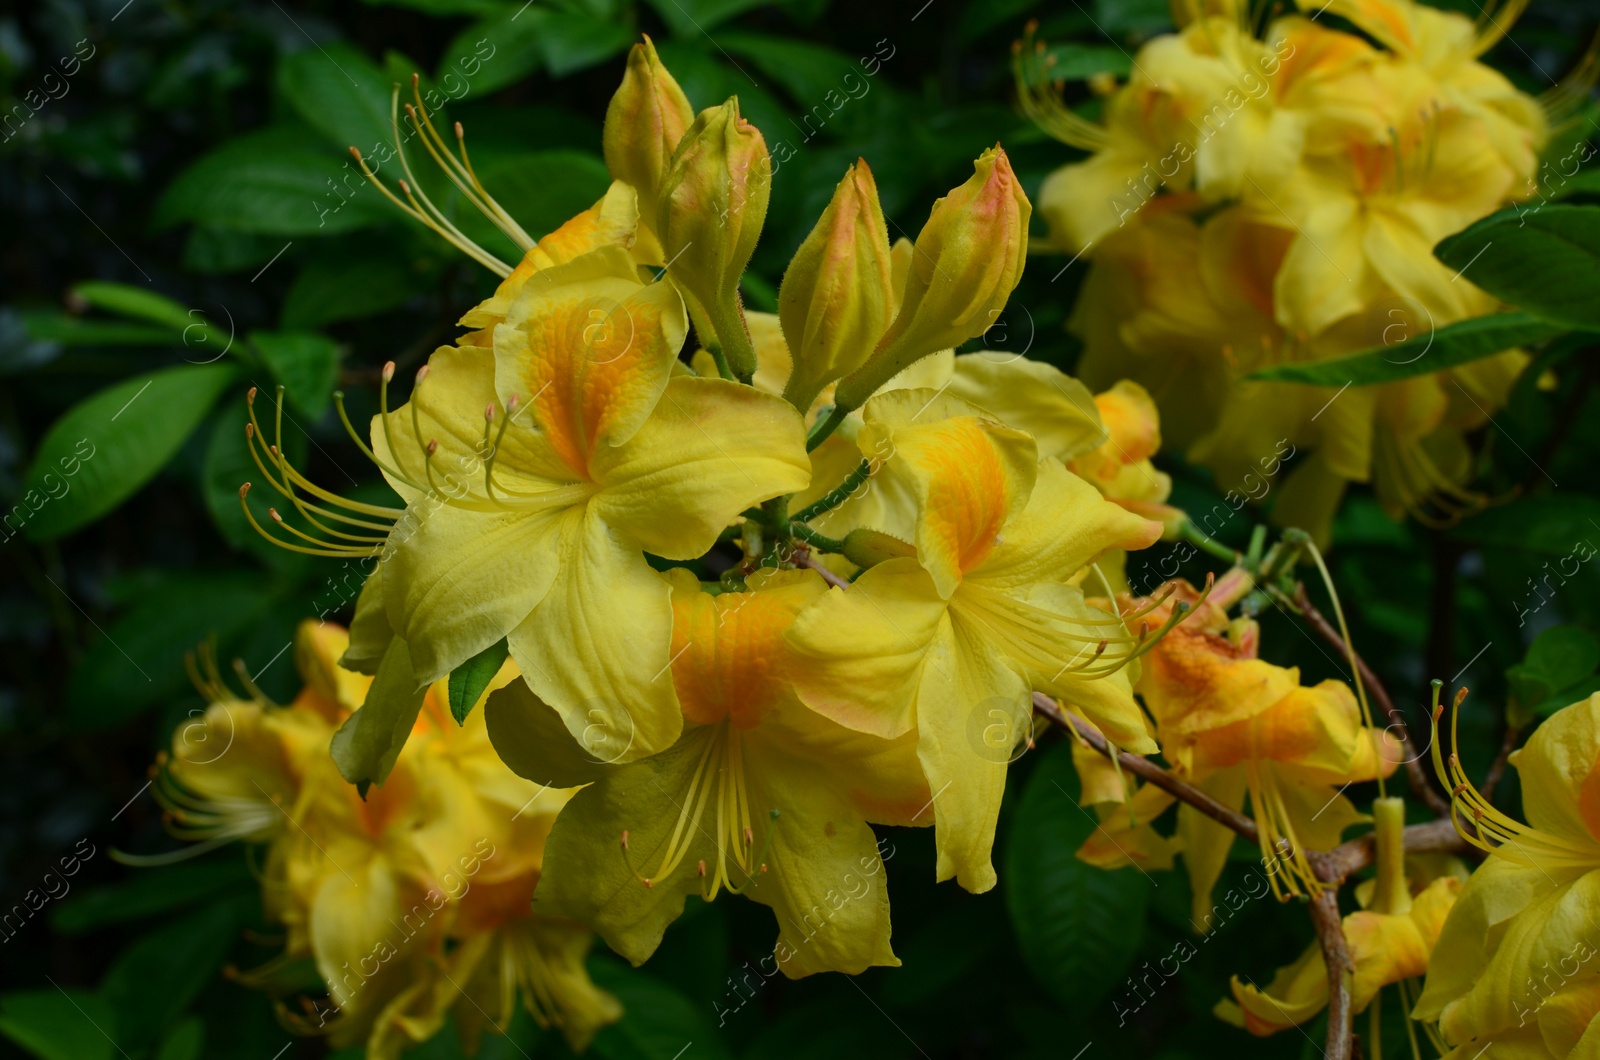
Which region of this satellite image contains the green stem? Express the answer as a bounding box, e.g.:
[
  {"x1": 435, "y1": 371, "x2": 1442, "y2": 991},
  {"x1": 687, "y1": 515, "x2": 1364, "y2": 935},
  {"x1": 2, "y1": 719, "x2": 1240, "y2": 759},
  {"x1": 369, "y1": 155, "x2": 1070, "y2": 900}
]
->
[
  {"x1": 706, "y1": 342, "x2": 736, "y2": 382},
  {"x1": 793, "y1": 460, "x2": 871, "y2": 523},
  {"x1": 1179, "y1": 517, "x2": 1239, "y2": 565},
  {"x1": 791, "y1": 522, "x2": 846, "y2": 553},
  {"x1": 806, "y1": 405, "x2": 849, "y2": 453},
  {"x1": 710, "y1": 297, "x2": 756, "y2": 384}
]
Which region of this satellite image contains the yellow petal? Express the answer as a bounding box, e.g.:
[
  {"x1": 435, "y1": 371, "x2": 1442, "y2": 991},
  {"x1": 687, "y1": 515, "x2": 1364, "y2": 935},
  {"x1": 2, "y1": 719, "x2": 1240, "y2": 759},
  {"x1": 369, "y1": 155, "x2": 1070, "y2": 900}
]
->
[
  {"x1": 946, "y1": 353, "x2": 1107, "y2": 462},
  {"x1": 590, "y1": 376, "x2": 810, "y2": 560},
  {"x1": 1180, "y1": 770, "x2": 1249, "y2": 928},
  {"x1": 914, "y1": 610, "x2": 1031, "y2": 892},
  {"x1": 459, "y1": 181, "x2": 639, "y2": 331},
  {"x1": 1509, "y1": 692, "x2": 1600, "y2": 846},
  {"x1": 857, "y1": 388, "x2": 1037, "y2": 597},
  {"x1": 1222, "y1": 942, "x2": 1329, "y2": 1035},
  {"x1": 495, "y1": 246, "x2": 688, "y2": 478},
  {"x1": 974, "y1": 457, "x2": 1161, "y2": 591},
  {"x1": 787, "y1": 557, "x2": 950, "y2": 740},
  {"x1": 329, "y1": 636, "x2": 430, "y2": 788},
  {"x1": 508, "y1": 507, "x2": 680, "y2": 763}
]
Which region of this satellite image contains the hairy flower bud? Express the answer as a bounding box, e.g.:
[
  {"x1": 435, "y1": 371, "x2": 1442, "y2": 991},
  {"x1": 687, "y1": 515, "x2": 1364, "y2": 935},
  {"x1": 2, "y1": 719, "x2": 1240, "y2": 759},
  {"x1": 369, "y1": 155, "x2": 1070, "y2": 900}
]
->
[
  {"x1": 778, "y1": 160, "x2": 894, "y2": 415},
  {"x1": 659, "y1": 98, "x2": 772, "y2": 380},
  {"x1": 602, "y1": 35, "x2": 694, "y2": 263},
  {"x1": 834, "y1": 146, "x2": 1031, "y2": 411},
  {"x1": 839, "y1": 527, "x2": 915, "y2": 571}
]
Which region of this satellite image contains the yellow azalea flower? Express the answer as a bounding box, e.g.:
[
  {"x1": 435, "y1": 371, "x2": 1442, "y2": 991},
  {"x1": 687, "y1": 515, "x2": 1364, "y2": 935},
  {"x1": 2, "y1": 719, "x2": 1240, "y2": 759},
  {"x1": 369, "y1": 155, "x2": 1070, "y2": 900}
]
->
[
  {"x1": 1025, "y1": 0, "x2": 1560, "y2": 534},
  {"x1": 786, "y1": 390, "x2": 1163, "y2": 892},
  {"x1": 249, "y1": 244, "x2": 810, "y2": 786},
  {"x1": 1070, "y1": 734, "x2": 1183, "y2": 871},
  {"x1": 1072, "y1": 202, "x2": 1525, "y2": 538},
  {"x1": 1123, "y1": 578, "x2": 1400, "y2": 914},
  {"x1": 135, "y1": 621, "x2": 621, "y2": 1055},
  {"x1": 1414, "y1": 693, "x2": 1600, "y2": 1055},
  {"x1": 1216, "y1": 797, "x2": 1463, "y2": 1036},
  {"x1": 484, "y1": 568, "x2": 929, "y2": 977}
]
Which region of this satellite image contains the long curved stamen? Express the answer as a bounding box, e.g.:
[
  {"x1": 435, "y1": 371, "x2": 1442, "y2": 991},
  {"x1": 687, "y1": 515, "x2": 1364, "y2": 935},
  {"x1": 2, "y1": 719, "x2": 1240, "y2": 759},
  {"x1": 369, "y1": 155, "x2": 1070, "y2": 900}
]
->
[
  {"x1": 1298, "y1": 535, "x2": 1385, "y2": 799},
  {"x1": 1012, "y1": 22, "x2": 1116, "y2": 153},
  {"x1": 405, "y1": 77, "x2": 534, "y2": 251}
]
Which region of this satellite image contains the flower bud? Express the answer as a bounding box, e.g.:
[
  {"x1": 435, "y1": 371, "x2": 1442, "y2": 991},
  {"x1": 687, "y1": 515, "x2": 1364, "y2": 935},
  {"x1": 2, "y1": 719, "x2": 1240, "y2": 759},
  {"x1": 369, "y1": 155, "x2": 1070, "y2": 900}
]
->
[
  {"x1": 602, "y1": 35, "x2": 694, "y2": 263},
  {"x1": 658, "y1": 98, "x2": 772, "y2": 379},
  {"x1": 834, "y1": 146, "x2": 1031, "y2": 411},
  {"x1": 778, "y1": 160, "x2": 894, "y2": 415},
  {"x1": 839, "y1": 527, "x2": 915, "y2": 571}
]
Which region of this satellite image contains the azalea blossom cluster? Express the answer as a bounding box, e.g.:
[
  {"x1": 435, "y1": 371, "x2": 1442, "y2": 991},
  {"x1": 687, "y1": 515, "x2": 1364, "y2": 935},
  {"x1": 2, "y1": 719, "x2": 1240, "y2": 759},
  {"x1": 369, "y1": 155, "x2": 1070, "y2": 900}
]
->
[
  {"x1": 234, "y1": 38, "x2": 1190, "y2": 979},
  {"x1": 134, "y1": 622, "x2": 619, "y2": 1057},
  {"x1": 1017, "y1": 0, "x2": 1586, "y2": 538}
]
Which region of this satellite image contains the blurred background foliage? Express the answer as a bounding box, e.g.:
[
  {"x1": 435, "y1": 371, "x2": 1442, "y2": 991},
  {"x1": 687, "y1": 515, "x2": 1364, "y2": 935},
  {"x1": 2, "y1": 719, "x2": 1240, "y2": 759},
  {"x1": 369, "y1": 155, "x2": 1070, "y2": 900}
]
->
[{"x1": 2, "y1": 0, "x2": 1599, "y2": 1057}]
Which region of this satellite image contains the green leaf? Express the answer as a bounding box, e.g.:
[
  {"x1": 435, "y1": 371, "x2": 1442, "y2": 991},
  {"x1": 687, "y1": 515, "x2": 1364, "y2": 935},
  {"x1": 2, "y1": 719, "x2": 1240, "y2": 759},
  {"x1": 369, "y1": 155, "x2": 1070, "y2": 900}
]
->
[
  {"x1": 0, "y1": 989, "x2": 116, "y2": 1060},
  {"x1": 459, "y1": 149, "x2": 611, "y2": 251},
  {"x1": 440, "y1": 13, "x2": 547, "y2": 97},
  {"x1": 1451, "y1": 494, "x2": 1600, "y2": 554},
  {"x1": 1093, "y1": 0, "x2": 1171, "y2": 35},
  {"x1": 278, "y1": 43, "x2": 396, "y2": 155},
  {"x1": 1434, "y1": 205, "x2": 1600, "y2": 330},
  {"x1": 51, "y1": 856, "x2": 255, "y2": 936},
  {"x1": 250, "y1": 331, "x2": 342, "y2": 418},
  {"x1": 71, "y1": 282, "x2": 192, "y2": 332},
  {"x1": 66, "y1": 572, "x2": 279, "y2": 730},
  {"x1": 154, "y1": 1018, "x2": 204, "y2": 1060},
  {"x1": 282, "y1": 240, "x2": 428, "y2": 330},
  {"x1": 588, "y1": 959, "x2": 735, "y2": 1060},
  {"x1": 360, "y1": 0, "x2": 508, "y2": 12},
  {"x1": 155, "y1": 126, "x2": 390, "y2": 237},
  {"x1": 540, "y1": 13, "x2": 635, "y2": 77},
  {"x1": 717, "y1": 32, "x2": 865, "y2": 107},
  {"x1": 642, "y1": 0, "x2": 772, "y2": 36},
  {"x1": 1018, "y1": 44, "x2": 1132, "y2": 85},
  {"x1": 102, "y1": 899, "x2": 245, "y2": 1049},
  {"x1": 1005, "y1": 741, "x2": 1150, "y2": 1014},
  {"x1": 1527, "y1": 626, "x2": 1600, "y2": 692},
  {"x1": 20, "y1": 310, "x2": 175, "y2": 347},
  {"x1": 1246, "y1": 312, "x2": 1565, "y2": 386},
  {"x1": 449, "y1": 637, "x2": 509, "y2": 724},
  {"x1": 182, "y1": 226, "x2": 294, "y2": 275},
  {"x1": 16, "y1": 364, "x2": 237, "y2": 541}
]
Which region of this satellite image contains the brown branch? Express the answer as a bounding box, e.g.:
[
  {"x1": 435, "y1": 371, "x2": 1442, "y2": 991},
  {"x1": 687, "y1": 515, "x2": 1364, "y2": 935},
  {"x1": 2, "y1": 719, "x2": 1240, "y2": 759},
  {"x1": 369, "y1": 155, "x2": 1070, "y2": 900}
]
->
[
  {"x1": 794, "y1": 549, "x2": 849, "y2": 589},
  {"x1": 1032, "y1": 693, "x2": 1258, "y2": 843},
  {"x1": 1307, "y1": 887, "x2": 1355, "y2": 1060},
  {"x1": 1291, "y1": 583, "x2": 1452, "y2": 819},
  {"x1": 1308, "y1": 818, "x2": 1468, "y2": 887}
]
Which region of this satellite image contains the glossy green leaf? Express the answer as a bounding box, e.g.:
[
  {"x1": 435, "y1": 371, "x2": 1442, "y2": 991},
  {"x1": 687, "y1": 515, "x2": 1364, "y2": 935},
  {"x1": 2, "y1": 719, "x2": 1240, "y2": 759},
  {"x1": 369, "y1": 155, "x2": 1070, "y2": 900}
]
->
[
  {"x1": 102, "y1": 899, "x2": 245, "y2": 1049},
  {"x1": 1246, "y1": 312, "x2": 1565, "y2": 386},
  {"x1": 1005, "y1": 741, "x2": 1150, "y2": 1014},
  {"x1": 0, "y1": 989, "x2": 116, "y2": 1060},
  {"x1": 540, "y1": 13, "x2": 635, "y2": 77},
  {"x1": 66, "y1": 573, "x2": 278, "y2": 730},
  {"x1": 51, "y1": 857, "x2": 255, "y2": 936},
  {"x1": 1434, "y1": 205, "x2": 1600, "y2": 330},
  {"x1": 642, "y1": 0, "x2": 772, "y2": 36},
  {"x1": 282, "y1": 240, "x2": 425, "y2": 329},
  {"x1": 20, "y1": 310, "x2": 175, "y2": 347},
  {"x1": 439, "y1": 13, "x2": 547, "y2": 97},
  {"x1": 17, "y1": 364, "x2": 237, "y2": 541},
  {"x1": 155, "y1": 126, "x2": 390, "y2": 237},
  {"x1": 1451, "y1": 494, "x2": 1600, "y2": 554},
  {"x1": 278, "y1": 43, "x2": 396, "y2": 155},
  {"x1": 588, "y1": 959, "x2": 735, "y2": 1060},
  {"x1": 154, "y1": 1018, "x2": 204, "y2": 1060},
  {"x1": 71, "y1": 281, "x2": 193, "y2": 331},
  {"x1": 1527, "y1": 625, "x2": 1600, "y2": 688},
  {"x1": 250, "y1": 331, "x2": 342, "y2": 418},
  {"x1": 448, "y1": 637, "x2": 509, "y2": 724},
  {"x1": 459, "y1": 149, "x2": 611, "y2": 251}
]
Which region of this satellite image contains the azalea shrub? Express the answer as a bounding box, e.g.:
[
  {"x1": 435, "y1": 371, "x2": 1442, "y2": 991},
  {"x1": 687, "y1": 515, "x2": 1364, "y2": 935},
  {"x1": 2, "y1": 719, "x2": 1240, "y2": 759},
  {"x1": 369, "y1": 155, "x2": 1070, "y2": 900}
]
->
[{"x1": 5, "y1": 1, "x2": 1600, "y2": 1059}]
